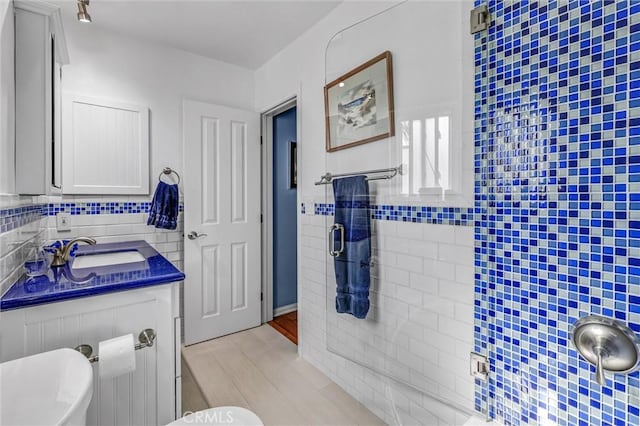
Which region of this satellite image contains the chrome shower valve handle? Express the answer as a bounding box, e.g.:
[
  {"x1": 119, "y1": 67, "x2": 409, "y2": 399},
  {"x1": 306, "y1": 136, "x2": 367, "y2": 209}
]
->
[{"x1": 572, "y1": 315, "x2": 640, "y2": 386}]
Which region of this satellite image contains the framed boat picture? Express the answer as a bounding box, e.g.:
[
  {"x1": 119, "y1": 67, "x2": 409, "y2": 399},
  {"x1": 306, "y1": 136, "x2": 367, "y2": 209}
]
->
[{"x1": 324, "y1": 51, "x2": 395, "y2": 152}]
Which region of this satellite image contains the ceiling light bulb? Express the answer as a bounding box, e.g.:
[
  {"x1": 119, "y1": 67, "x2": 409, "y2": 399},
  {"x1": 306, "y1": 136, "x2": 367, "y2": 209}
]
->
[{"x1": 77, "y1": 1, "x2": 91, "y2": 23}]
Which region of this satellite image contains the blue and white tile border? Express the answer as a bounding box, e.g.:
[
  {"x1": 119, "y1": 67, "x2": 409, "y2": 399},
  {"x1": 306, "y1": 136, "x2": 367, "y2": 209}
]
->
[
  {"x1": 0, "y1": 201, "x2": 185, "y2": 235},
  {"x1": 371, "y1": 205, "x2": 475, "y2": 226},
  {"x1": 0, "y1": 204, "x2": 46, "y2": 234},
  {"x1": 303, "y1": 202, "x2": 475, "y2": 226},
  {"x1": 46, "y1": 201, "x2": 184, "y2": 216},
  {"x1": 3, "y1": 199, "x2": 470, "y2": 235}
]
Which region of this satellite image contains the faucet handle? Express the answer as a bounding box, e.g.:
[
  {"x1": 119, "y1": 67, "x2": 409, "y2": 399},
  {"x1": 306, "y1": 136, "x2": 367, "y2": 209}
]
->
[{"x1": 44, "y1": 241, "x2": 63, "y2": 254}]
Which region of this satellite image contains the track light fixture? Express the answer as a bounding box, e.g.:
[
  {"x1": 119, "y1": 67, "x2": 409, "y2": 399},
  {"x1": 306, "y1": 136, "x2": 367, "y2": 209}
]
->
[{"x1": 77, "y1": 0, "x2": 91, "y2": 23}]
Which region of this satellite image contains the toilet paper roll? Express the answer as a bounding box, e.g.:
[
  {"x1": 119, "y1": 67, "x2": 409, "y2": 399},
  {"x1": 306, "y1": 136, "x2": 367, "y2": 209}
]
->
[{"x1": 98, "y1": 334, "x2": 136, "y2": 379}]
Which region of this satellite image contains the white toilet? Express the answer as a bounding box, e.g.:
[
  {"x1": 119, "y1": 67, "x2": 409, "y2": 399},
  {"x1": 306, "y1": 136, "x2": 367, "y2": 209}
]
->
[
  {"x1": 0, "y1": 348, "x2": 94, "y2": 426},
  {"x1": 0, "y1": 349, "x2": 263, "y2": 426},
  {"x1": 168, "y1": 407, "x2": 264, "y2": 426}
]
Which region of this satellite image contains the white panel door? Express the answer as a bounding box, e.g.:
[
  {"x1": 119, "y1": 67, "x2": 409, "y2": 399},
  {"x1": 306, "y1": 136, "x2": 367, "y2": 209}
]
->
[{"x1": 183, "y1": 100, "x2": 261, "y2": 345}]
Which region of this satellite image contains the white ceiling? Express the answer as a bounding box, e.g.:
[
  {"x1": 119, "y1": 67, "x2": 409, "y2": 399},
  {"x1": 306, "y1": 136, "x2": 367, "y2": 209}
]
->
[{"x1": 53, "y1": 0, "x2": 341, "y2": 69}]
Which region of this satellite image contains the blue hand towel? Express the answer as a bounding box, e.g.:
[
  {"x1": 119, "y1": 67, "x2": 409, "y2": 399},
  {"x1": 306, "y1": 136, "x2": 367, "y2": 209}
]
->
[
  {"x1": 147, "y1": 181, "x2": 179, "y2": 230},
  {"x1": 332, "y1": 176, "x2": 371, "y2": 319}
]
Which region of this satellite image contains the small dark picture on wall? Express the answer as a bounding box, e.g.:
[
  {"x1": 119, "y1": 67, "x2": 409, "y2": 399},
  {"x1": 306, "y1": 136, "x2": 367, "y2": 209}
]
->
[{"x1": 289, "y1": 141, "x2": 297, "y2": 189}]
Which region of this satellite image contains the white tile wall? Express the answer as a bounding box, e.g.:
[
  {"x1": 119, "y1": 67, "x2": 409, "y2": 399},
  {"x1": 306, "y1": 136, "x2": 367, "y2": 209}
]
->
[
  {"x1": 0, "y1": 195, "x2": 45, "y2": 296},
  {"x1": 45, "y1": 212, "x2": 184, "y2": 270},
  {"x1": 298, "y1": 213, "x2": 476, "y2": 425},
  {"x1": 0, "y1": 218, "x2": 45, "y2": 297}
]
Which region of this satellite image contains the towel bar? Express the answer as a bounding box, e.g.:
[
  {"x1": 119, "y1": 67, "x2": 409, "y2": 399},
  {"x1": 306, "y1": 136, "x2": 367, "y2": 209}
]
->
[{"x1": 315, "y1": 164, "x2": 402, "y2": 185}]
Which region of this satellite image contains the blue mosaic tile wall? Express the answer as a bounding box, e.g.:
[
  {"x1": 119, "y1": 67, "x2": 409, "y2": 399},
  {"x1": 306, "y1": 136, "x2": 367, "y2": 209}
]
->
[{"x1": 474, "y1": 1, "x2": 640, "y2": 425}]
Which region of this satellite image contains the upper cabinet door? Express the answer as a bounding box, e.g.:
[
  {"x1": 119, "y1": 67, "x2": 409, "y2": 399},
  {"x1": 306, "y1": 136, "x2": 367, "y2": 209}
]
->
[
  {"x1": 14, "y1": 2, "x2": 68, "y2": 195},
  {"x1": 62, "y1": 95, "x2": 150, "y2": 195}
]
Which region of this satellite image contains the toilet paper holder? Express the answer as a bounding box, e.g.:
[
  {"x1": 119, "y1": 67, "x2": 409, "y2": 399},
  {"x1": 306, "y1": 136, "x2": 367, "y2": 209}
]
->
[{"x1": 74, "y1": 328, "x2": 156, "y2": 363}]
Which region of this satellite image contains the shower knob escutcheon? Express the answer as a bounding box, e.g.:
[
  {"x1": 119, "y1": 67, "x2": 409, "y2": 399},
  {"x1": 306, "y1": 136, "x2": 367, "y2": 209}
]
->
[{"x1": 571, "y1": 315, "x2": 640, "y2": 385}]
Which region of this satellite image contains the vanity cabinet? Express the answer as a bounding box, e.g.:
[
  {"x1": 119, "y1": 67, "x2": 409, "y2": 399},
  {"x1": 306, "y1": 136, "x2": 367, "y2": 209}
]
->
[
  {"x1": 0, "y1": 283, "x2": 181, "y2": 425},
  {"x1": 14, "y1": 1, "x2": 68, "y2": 194}
]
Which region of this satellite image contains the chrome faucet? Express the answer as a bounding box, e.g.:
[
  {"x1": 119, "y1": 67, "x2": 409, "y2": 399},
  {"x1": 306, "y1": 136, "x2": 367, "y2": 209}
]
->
[{"x1": 50, "y1": 237, "x2": 97, "y2": 267}]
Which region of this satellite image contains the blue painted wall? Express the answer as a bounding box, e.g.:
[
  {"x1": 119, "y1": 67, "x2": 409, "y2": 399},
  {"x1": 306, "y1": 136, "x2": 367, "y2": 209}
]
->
[
  {"x1": 273, "y1": 107, "x2": 297, "y2": 309},
  {"x1": 474, "y1": 1, "x2": 640, "y2": 425}
]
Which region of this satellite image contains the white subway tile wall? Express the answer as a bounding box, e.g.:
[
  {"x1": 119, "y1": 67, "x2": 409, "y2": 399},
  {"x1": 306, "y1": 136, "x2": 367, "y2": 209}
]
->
[
  {"x1": 299, "y1": 212, "x2": 475, "y2": 424},
  {"x1": 0, "y1": 196, "x2": 46, "y2": 296},
  {"x1": 45, "y1": 209, "x2": 184, "y2": 269}
]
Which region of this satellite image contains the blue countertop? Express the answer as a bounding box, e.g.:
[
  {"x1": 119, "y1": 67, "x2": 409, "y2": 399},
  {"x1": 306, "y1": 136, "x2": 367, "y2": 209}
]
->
[{"x1": 1, "y1": 240, "x2": 185, "y2": 311}]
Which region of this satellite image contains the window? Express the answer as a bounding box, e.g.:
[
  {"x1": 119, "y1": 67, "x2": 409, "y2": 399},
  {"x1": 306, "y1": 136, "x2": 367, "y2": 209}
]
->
[{"x1": 401, "y1": 115, "x2": 451, "y2": 198}]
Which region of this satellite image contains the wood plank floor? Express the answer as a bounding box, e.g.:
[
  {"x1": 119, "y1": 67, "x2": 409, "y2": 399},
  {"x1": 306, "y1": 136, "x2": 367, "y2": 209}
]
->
[
  {"x1": 267, "y1": 311, "x2": 297, "y2": 344},
  {"x1": 181, "y1": 325, "x2": 385, "y2": 426}
]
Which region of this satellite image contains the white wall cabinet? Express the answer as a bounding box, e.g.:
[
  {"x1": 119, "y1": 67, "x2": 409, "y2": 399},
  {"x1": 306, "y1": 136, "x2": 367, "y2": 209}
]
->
[
  {"x1": 0, "y1": 283, "x2": 180, "y2": 425},
  {"x1": 62, "y1": 95, "x2": 150, "y2": 195},
  {"x1": 14, "y1": 1, "x2": 68, "y2": 195}
]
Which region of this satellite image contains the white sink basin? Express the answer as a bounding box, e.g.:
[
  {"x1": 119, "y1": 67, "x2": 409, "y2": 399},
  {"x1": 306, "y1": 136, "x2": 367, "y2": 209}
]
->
[
  {"x1": 71, "y1": 250, "x2": 146, "y2": 270},
  {"x1": 0, "y1": 348, "x2": 93, "y2": 425}
]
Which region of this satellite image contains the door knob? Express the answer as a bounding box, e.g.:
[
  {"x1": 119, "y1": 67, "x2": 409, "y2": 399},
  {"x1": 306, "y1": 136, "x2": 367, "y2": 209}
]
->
[{"x1": 187, "y1": 231, "x2": 208, "y2": 240}]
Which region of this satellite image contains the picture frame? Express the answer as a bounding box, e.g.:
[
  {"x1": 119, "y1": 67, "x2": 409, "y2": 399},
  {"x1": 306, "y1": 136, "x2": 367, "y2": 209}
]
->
[
  {"x1": 324, "y1": 51, "x2": 395, "y2": 152},
  {"x1": 289, "y1": 141, "x2": 297, "y2": 189}
]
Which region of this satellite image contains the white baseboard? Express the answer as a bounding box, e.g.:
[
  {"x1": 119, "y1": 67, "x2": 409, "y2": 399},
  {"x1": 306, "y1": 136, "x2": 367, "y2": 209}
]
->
[{"x1": 273, "y1": 303, "x2": 297, "y2": 317}]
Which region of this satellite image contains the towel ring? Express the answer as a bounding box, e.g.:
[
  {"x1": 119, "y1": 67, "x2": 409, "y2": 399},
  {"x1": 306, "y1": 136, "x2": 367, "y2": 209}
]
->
[{"x1": 159, "y1": 167, "x2": 180, "y2": 185}]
